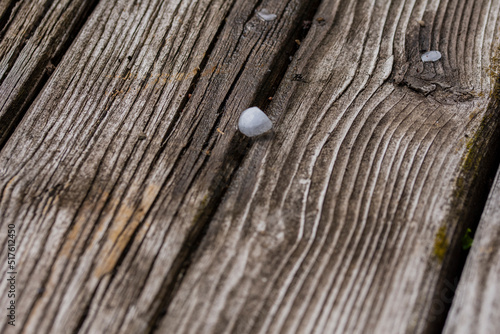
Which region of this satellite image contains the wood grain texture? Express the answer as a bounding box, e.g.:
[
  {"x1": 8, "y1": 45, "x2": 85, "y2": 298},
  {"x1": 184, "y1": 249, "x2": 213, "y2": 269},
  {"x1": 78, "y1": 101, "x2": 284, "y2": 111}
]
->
[
  {"x1": 0, "y1": 0, "x2": 17, "y2": 26},
  {"x1": 158, "y1": 0, "x2": 500, "y2": 333},
  {"x1": 0, "y1": 0, "x2": 98, "y2": 147},
  {"x1": 443, "y1": 167, "x2": 500, "y2": 334},
  {"x1": 0, "y1": 0, "x2": 96, "y2": 147},
  {"x1": 0, "y1": 0, "x2": 317, "y2": 332},
  {"x1": 1, "y1": 0, "x2": 500, "y2": 333}
]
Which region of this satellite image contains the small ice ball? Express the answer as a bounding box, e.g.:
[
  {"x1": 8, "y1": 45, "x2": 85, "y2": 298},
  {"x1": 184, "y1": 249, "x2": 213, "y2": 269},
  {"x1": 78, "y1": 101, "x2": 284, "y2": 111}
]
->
[
  {"x1": 421, "y1": 51, "x2": 442, "y2": 62},
  {"x1": 256, "y1": 9, "x2": 277, "y2": 21},
  {"x1": 238, "y1": 107, "x2": 273, "y2": 137}
]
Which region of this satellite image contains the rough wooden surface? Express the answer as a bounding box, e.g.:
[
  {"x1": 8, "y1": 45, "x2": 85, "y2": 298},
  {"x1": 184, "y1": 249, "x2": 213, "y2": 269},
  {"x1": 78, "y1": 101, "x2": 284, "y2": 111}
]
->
[
  {"x1": 443, "y1": 168, "x2": 500, "y2": 334},
  {"x1": 0, "y1": 0, "x2": 97, "y2": 147},
  {"x1": 0, "y1": 0, "x2": 499, "y2": 333},
  {"x1": 0, "y1": 0, "x2": 316, "y2": 332},
  {"x1": 159, "y1": 0, "x2": 500, "y2": 333}
]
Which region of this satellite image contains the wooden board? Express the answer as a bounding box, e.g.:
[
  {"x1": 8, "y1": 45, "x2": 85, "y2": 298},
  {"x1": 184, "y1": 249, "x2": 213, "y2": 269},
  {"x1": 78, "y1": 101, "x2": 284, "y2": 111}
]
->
[
  {"x1": 0, "y1": 0, "x2": 318, "y2": 332},
  {"x1": 158, "y1": 0, "x2": 500, "y2": 333},
  {"x1": 443, "y1": 168, "x2": 500, "y2": 334},
  {"x1": 0, "y1": 0, "x2": 500, "y2": 333},
  {"x1": 0, "y1": 0, "x2": 98, "y2": 148}
]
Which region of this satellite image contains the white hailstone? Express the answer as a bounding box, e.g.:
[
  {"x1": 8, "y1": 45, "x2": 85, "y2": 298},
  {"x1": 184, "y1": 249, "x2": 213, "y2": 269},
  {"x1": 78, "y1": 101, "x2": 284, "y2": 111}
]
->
[
  {"x1": 256, "y1": 9, "x2": 277, "y2": 21},
  {"x1": 421, "y1": 51, "x2": 442, "y2": 62},
  {"x1": 238, "y1": 107, "x2": 273, "y2": 137}
]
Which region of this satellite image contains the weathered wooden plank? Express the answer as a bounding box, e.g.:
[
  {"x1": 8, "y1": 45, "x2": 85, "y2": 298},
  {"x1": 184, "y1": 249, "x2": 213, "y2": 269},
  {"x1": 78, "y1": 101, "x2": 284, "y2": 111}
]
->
[
  {"x1": 0, "y1": 0, "x2": 98, "y2": 147},
  {"x1": 0, "y1": 0, "x2": 16, "y2": 25},
  {"x1": 0, "y1": 0, "x2": 317, "y2": 333},
  {"x1": 443, "y1": 167, "x2": 500, "y2": 334},
  {"x1": 157, "y1": 0, "x2": 500, "y2": 333}
]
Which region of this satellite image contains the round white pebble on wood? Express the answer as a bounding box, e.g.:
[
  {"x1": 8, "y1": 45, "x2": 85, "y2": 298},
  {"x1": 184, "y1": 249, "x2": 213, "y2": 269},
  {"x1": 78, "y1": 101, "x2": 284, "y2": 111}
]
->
[
  {"x1": 421, "y1": 50, "x2": 442, "y2": 62},
  {"x1": 238, "y1": 107, "x2": 273, "y2": 137}
]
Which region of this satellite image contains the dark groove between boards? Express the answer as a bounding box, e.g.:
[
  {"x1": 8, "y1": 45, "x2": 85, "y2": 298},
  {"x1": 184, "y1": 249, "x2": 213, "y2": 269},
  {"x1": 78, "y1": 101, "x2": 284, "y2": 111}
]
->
[
  {"x1": 0, "y1": 0, "x2": 22, "y2": 42},
  {"x1": 0, "y1": 0, "x2": 100, "y2": 151}
]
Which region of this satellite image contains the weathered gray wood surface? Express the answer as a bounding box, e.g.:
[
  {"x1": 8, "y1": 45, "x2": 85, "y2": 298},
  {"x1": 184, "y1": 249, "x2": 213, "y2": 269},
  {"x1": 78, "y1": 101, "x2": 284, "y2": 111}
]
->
[
  {"x1": 443, "y1": 168, "x2": 500, "y2": 334},
  {"x1": 0, "y1": 0, "x2": 499, "y2": 333},
  {"x1": 158, "y1": 0, "x2": 500, "y2": 332},
  {"x1": 0, "y1": 0, "x2": 317, "y2": 332},
  {"x1": 0, "y1": 0, "x2": 97, "y2": 147}
]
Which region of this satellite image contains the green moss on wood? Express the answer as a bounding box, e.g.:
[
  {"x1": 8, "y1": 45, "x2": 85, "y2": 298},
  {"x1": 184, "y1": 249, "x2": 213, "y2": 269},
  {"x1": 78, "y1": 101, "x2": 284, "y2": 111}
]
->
[
  {"x1": 433, "y1": 224, "x2": 449, "y2": 262},
  {"x1": 461, "y1": 228, "x2": 473, "y2": 250}
]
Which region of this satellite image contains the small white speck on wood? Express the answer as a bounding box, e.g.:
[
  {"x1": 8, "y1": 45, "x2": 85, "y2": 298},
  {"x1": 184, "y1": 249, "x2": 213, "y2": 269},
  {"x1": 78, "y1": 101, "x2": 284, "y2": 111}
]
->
[
  {"x1": 421, "y1": 51, "x2": 442, "y2": 62},
  {"x1": 256, "y1": 9, "x2": 277, "y2": 21},
  {"x1": 238, "y1": 107, "x2": 273, "y2": 137}
]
